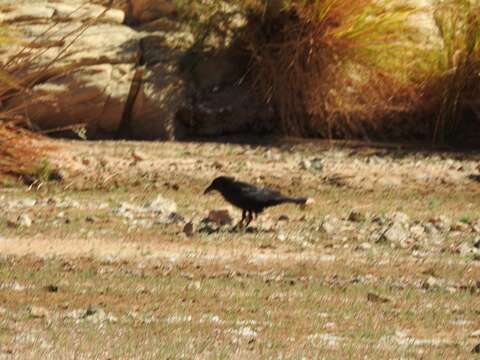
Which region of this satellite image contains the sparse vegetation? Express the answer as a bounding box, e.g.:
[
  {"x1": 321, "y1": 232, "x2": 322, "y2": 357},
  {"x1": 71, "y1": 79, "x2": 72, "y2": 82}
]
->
[
  {"x1": 430, "y1": 0, "x2": 480, "y2": 144},
  {"x1": 1, "y1": 140, "x2": 480, "y2": 358},
  {"x1": 178, "y1": 0, "x2": 480, "y2": 144}
]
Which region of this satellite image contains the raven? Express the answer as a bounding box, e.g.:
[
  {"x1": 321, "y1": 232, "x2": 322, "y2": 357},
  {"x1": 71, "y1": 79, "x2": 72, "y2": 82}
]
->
[{"x1": 204, "y1": 176, "x2": 308, "y2": 227}]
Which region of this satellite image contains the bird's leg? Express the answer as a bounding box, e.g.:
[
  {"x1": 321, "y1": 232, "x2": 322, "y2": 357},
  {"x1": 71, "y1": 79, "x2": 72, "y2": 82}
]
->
[
  {"x1": 233, "y1": 210, "x2": 246, "y2": 230},
  {"x1": 244, "y1": 211, "x2": 253, "y2": 227}
]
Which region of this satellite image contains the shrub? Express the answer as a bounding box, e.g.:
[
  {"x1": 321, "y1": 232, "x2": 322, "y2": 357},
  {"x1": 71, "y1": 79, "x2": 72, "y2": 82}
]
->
[{"x1": 182, "y1": 0, "x2": 480, "y2": 144}]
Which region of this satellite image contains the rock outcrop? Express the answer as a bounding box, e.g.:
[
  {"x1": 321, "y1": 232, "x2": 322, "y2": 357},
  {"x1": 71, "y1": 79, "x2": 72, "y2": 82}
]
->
[
  {"x1": 0, "y1": 0, "x2": 274, "y2": 139},
  {"x1": 0, "y1": 0, "x2": 192, "y2": 139}
]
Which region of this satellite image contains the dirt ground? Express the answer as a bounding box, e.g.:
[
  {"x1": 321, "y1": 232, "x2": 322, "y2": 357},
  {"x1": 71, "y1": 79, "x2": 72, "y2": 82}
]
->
[{"x1": 1, "y1": 138, "x2": 480, "y2": 359}]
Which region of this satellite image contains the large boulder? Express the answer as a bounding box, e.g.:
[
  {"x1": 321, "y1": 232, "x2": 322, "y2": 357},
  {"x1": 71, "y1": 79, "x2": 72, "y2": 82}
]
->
[
  {"x1": 25, "y1": 63, "x2": 136, "y2": 135},
  {"x1": 93, "y1": 0, "x2": 178, "y2": 24},
  {"x1": 0, "y1": 0, "x2": 192, "y2": 139},
  {"x1": 129, "y1": 63, "x2": 189, "y2": 140},
  {"x1": 129, "y1": 0, "x2": 178, "y2": 24}
]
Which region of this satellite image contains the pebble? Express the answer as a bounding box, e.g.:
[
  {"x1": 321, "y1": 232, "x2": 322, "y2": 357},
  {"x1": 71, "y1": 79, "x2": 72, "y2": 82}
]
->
[
  {"x1": 29, "y1": 306, "x2": 49, "y2": 318},
  {"x1": 17, "y1": 214, "x2": 33, "y2": 228}
]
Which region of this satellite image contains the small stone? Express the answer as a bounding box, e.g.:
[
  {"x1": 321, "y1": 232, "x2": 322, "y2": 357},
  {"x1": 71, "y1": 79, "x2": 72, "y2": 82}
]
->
[
  {"x1": 378, "y1": 176, "x2": 402, "y2": 188},
  {"x1": 321, "y1": 215, "x2": 341, "y2": 235},
  {"x1": 391, "y1": 212, "x2": 410, "y2": 224},
  {"x1": 204, "y1": 210, "x2": 232, "y2": 226},
  {"x1": 19, "y1": 198, "x2": 36, "y2": 207},
  {"x1": 347, "y1": 210, "x2": 365, "y2": 222},
  {"x1": 423, "y1": 223, "x2": 443, "y2": 243},
  {"x1": 131, "y1": 150, "x2": 146, "y2": 162},
  {"x1": 6, "y1": 217, "x2": 17, "y2": 228},
  {"x1": 48, "y1": 168, "x2": 65, "y2": 181},
  {"x1": 451, "y1": 222, "x2": 470, "y2": 232},
  {"x1": 212, "y1": 161, "x2": 223, "y2": 169},
  {"x1": 167, "y1": 212, "x2": 185, "y2": 224},
  {"x1": 472, "y1": 221, "x2": 480, "y2": 233},
  {"x1": 470, "y1": 330, "x2": 480, "y2": 338},
  {"x1": 422, "y1": 276, "x2": 441, "y2": 289},
  {"x1": 136, "y1": 286, "x2": 148, "y2": 294},
  {"x1": 17, "y1": 214, "x2": 33, "y2": 228},
  {"x1": 371, "y1": 215, "x2": 385, "y2": 225},
  {"x1": 473, "y1": 238, "x2": 480, "y2": 249},
  {"x1": 183, "y1": 222, "x2": 194, "y2": 236},
  {"x1": 81, "y1": 305, "x2": 115, "y2": 323},
  {"x1": 459, "y1": 242, "x2": 476, "y2": 256},
  {"x1": 446, "y1": 286, "x2": 457, "y2": 294},
  {"x1": 358, "y1": 242, "x2": 372, "y2": 251},
  {"x1": 261, "y1": 218, "x2": 275, "y2": 231},
  {"x1": 431, "y1": 215, "x2": 451, "y2": 232},
  {"x1": 44, "y1": 284, "x2": 58, "y2": 293},
  {"x1": 188, "y1": 281, "x2": 201, "y2": 290},
  {"x1": 145, "y1": 195, "x2": 177, "y2": 214},
  {"x1": 277, "y1": 233, "x2": 287, "y2": 242},
  {"x1": 367, "y1": 292, "x2": 390, "y2": 303},
  {"x1": 29, "y1": 305, "x2": 49, "y2": 318},
  {"x1": 85, "y1": 216, "x2": 97, "y2": 223},
  {"x1": 299, "y1": 159, "x2": 311, "y2": 170},
  {"x1": 82, "y1": 305, "x2": 98, "y2": 318},
  {"x1": 311, "y1": 158, "x2": 324, "y2": 171},
  {"x1": 383, "y1": 222, "x2": 409, "y2": 244},
  {"x1": 410, "y1": 224, "x2": 426, "y2": 239}
]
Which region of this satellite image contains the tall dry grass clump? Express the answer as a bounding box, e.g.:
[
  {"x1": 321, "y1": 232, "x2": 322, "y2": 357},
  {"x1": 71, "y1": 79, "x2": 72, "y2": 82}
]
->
[
  {"x1": 0, "y1": 122, "x2": 47, "y2": 178},
  {"x1": 428, "y1": 0, "x2": 480, "y2": 144},
  {"x1": 0, "y1": 27, "x2": 44, "y2": 178},
  {"x1": 237, "y1": 0, "x2": 425, "y2": 139}
]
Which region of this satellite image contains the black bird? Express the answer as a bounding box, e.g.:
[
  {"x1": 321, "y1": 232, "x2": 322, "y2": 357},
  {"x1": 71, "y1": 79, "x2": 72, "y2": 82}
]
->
[{"x1": 204, "y1": 176, "x2": 308, "y2": 227}]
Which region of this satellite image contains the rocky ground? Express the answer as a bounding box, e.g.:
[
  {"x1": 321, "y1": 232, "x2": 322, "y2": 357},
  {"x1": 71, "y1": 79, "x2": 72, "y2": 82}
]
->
[{"x1": 1, "y1": 138, "x2": 480, "y2": 358}]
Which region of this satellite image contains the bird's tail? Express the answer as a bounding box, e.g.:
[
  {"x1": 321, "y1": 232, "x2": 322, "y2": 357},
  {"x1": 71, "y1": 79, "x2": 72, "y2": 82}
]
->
[{"x1": 282, "y1": 196, "x2": 308, "y2": 205}]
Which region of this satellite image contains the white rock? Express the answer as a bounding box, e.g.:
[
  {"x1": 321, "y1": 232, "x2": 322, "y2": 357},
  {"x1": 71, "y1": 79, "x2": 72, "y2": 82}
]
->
[
  {"x1": 471, "y1": 330, "x2": 480, "y2": 338},
  {"x1": 410, "y1": 224, "x2": 426, "y2": 239},
  {"x1": 277, "y1": 233, "x2": 288, "y2": 242},
  {"x1": 321, "y1": 215, "x2": 341, "y2": 235},
  {"x1": 17, "y1": 214, "x2": 33, "y2": 228},
  {"x1": 384, "y1": 222, "x2": 409, "y2": 244},
  {"x1": 358, "y1": 242, "x2": 372, "y2": 250},
  {"x1": 29, "y1": 306, "x2": 49, "y2": 318},
  {"x1": 145, "y1": 195, "x2": 177, "y2": 214}
]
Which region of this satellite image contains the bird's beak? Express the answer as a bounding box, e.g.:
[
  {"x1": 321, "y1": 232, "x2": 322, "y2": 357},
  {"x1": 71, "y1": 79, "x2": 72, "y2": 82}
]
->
[{"x1": 203, "y1": 185, "x2": 213, "y2": 195}]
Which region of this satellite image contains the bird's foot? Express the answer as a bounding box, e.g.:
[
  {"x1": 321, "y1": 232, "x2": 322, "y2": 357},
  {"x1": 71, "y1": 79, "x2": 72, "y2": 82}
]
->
[{"x1": 230, "y1": 221, "x2": 245, "y2": 232}]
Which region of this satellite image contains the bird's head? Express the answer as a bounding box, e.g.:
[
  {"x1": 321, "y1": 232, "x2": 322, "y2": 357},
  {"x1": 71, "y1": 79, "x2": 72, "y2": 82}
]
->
[{"x1": 204, "y1": 176, "x2": 233, "y2": 195}]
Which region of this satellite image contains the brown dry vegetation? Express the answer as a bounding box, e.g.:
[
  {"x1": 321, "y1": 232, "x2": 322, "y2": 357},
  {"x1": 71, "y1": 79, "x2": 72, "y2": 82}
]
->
[
  {"x1": 182, "y1": 0, "x2": 480, "y2": 144},
  {"x1": 241, "y1": 0, "x2": 422, "y2": 139},
  {"x1": 0, "y1": 123, "x2": 47, "y2": 178}
]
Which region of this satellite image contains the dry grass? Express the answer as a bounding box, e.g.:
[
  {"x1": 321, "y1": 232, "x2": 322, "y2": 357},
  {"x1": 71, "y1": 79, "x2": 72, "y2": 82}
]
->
[
  {"x1": 180, "y1": 0, "x2": 480, "y2": 144},
  {"x1": 1, "y1": 140, "x2": 480, "y2": 358},
  {"x1": 236, "y1": 0, "x2": 425, "y2": 139},
  {"x1": 429, "y1": 0, "x2": 480, "y2": 144},
  {"x1": 0, "y1": 122, "x2": 47, "y2": 178}
]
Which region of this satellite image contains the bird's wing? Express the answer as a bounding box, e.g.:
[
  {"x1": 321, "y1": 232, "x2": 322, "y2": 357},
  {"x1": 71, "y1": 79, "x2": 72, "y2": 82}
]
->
[{"x1": 236, "y1": 182, "x2": 284, "y2": 203}]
